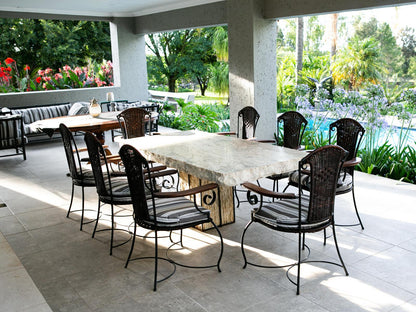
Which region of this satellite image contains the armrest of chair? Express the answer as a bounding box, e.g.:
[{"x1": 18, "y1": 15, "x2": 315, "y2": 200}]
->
[
  {"x1": 242, "y1": 182, "x2": 296, "y2": 199},
  {"x1": 254, "y1": 139, "x2": 276, "y2": 143},
  {"x1": 147, "y1": 169, "x2": 178, "y2": 180},
  {"x1": 217, "y1": 132, "x2": 236, "y2": 136},
  {"x1": 153, "y1": 183, "x2": 218, "y2": 198},
  {"x1": 343, "y1": 157, "x2": 361, "y2": 167}
]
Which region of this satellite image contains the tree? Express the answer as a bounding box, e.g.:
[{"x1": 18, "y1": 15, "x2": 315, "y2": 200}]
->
[
  {"x1": 147, "y1": 29, "x2": 217, "y2": 94},
  {"x1": 295, "y1": 17, "x2": 304, "y2": 84},
  {"x1": 399, "y1": 27, "x2": 416, "y2": 75},
  {"x1": 304, "y1": 16, "x2": 325, "y2": 54},
  {"x1": 331, "y1": 37, "x2": 383, "y2": 90},
  {"x1": 0, "y1": 18, "x2": 111, "y2": 70},
  {"x1": 330, "y1": 13, "x2": 338, "y2": 60},
  {"x1": 353, "y1": 17, "x2": 401, "y2": 77}
]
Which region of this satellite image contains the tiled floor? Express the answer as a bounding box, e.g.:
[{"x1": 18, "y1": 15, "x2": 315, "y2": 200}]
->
[{"x1": 1, "y1": 132, "x2": 416, "y2": 311}]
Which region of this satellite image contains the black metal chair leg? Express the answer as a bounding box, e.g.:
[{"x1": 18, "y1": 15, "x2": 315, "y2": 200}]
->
[
  {"x1": 211, "y1": 220, "x2": 224, "y2": 272},
  {"x1": 110, "y1": 203, "x2": 114, "y2": 255},
  {"x1": 180, "y1": 229, "x2": 184, "y2": 247},
  {"x1": 67, "y1": 183, "x2": 75, "y2": 217},
  {"x1": 297, "y1": 232, "x2": 302, "y2": 295},
  {"x1": 154, "y1": 230, "x2": 158, "y2": 291},
  {"x1": 234, "y1": 186, "x2": 241, "y2": 208},
  {"x1": 323, "y1": 228, "x2": 327, "y2": 246},
  {"x1": 302, "y1": 233, "x2": 306, "y2": 250},
  {"x1": 332, "y1": 223, "x2": 349, "y2": 276},
  {"x1": 241, "y1": 220, "x2": 253, "y2": 269},
  {"x1": 125, "y1": 223, "x2": 137, "y2": 268},
  {"x1": 352, "y1": 187, "x2": 364, "y2": 230},
  {"x1": 80, "y1": 186, "x2": 85, "y2": 231},
  {"x1": 92, "y1": 200, "x2": 101, "y2": 238}
]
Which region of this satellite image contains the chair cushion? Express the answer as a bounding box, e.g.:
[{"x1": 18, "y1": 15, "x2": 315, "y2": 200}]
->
[
  {"x1": 148, "y1": 197, "x2": 210, "y2": 227},
  {"x1": 73, "y1": 168, "x2": 96, "y2": 186},
  {"x1": 252, "y1": 195, "x2": 329, "y2": 231},
  {"x1": 288, "y1": 171, "x2": 352, "y2": 194}
]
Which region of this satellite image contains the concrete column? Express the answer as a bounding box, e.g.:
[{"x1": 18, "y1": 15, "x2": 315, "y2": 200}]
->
[
  {"x1": 228, "y1": 0, "x2": 277, "y2": 139},
  {"x1": 111, "y1": 18, "x2": 148, "y2": 101}
]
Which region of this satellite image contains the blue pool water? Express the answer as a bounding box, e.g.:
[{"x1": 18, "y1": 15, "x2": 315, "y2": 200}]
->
[{"x1": 309, "y1": 118, "x2": 416, "y2": 148}]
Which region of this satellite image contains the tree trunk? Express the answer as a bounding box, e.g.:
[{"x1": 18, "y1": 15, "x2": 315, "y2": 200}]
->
[
  {"x1": 168, "y1": 77, "x2": 176, "y2": 92},
  {"x1": 295, "y1": 17, "x2": 304, "y2": 84},
  {"x1": 330, "y1": 13, "x2": 338, "y2": 61}
]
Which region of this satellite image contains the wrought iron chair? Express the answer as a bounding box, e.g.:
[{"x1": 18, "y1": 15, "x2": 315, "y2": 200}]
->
[
  {"x1": 266, "y1": 111, "x2": 308, "y2": 192},
  {"x1": 84, "y1": 132, "x2": 134, "y2": 255},
  {"x1": 59, "y1": 124, "x2": 95, "y2": 231},
  {"x1": 100, "y1": 99, "x2": 128, "y2": 141},
  {"x1": 119, "y1": 144, "x2": 224, "y2": 291},
  {"x1": 117, "y1": 107, "x2": 151, "y2": 138},
  {"x1": 218, "y1": 106, "x2": 260, "y2": 139},
  {"x1": 241, "y1": 145, "x2": 349, "y2": 295},
  {"x1": 117, "y1": 107, "x2": 178, "y2": 189},
  {"x1": 329, "y1": 118, "x2": 365, "y2": 229},
  {"x1": 288, "y1": 118, "x2": 365, "y2": 229},
  {"x1": 218, "y1": 106, "x2": 260, "y2": 207}
]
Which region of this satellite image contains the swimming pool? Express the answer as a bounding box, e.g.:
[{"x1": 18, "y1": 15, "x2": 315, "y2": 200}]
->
[{"x1": 308, "y1": 118, "x2": 416, "y2": 148}]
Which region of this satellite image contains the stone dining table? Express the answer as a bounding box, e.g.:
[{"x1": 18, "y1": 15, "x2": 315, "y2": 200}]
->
[{"x1": 118, "y1": 130, "x2": 306, "y2": 229}]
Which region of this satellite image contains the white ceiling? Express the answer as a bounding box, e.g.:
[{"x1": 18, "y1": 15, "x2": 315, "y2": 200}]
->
[{"x1": 0, "y1": 0, "x2": 223, "y2": 17}]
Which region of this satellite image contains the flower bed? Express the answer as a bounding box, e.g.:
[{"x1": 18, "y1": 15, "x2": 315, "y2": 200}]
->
[{"x1": 0, "y1": 58, "x2": 113, "y2": 93}]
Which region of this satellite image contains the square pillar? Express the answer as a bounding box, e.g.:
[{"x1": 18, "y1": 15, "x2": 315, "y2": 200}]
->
[
  {"x1": 110, "y1": 18, "x2": 148, "y2": 101},
  {"x1": 228, "y1": 0, "x2": 277, "y2": 139}
]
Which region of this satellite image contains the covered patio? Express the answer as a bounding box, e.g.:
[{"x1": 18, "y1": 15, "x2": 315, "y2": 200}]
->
[
  {"x1": 1, "y1": 132, "x2": 416, "y2": 311},
  {"x1": 1, "y1": 0, "x2": 416, "y2": 311}
]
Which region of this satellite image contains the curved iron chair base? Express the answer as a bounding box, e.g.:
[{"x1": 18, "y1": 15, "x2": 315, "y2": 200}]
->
[
  {"x1": 166, "y1": 241, "x2": 223, "y2": 271},
  {"x1": 286, "y1": 259, "x2": 349, "y2": 287},
  {"x1": 126, "y1": 256, "x2": 177, "y2": 284},
  {"x1": 93, "y1": 227, "x2": 133, "y2": 249},
  {"x1": 243, "y1": 244, "x2": 311, "y2": 269}
]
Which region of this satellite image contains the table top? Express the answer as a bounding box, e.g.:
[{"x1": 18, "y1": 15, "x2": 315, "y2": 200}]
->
[
  {"x1": 29, "y1": 112, "x2": 120, "y2": 134},
  {"x1": 118, "y1": 131, "x2": 307, "y2": 186}
]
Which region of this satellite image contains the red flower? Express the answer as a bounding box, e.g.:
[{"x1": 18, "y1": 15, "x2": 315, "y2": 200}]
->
[
  {"x1": 5, "y1": 67, "x2": 12, "y2": 72},
  {"x1": 24, "y1": 65, "x2": 30, "y2": 71},
  {"x1": 4, "y1": 57, "x2": 15, "y2": 65},
  {"x1": 35, "y1": 76, "x2": 42, "y2": 83}
]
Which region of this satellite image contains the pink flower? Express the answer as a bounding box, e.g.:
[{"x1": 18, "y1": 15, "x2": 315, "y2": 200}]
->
[
  {"x1": 54, "y1": 73, "x2": 63, "y2": 80},
  {"x1": 45, "y1": 68, "x2": 53, "y2": 75},
  {"x1": 38, "y1": 70, "x2": 45, "y2": 76},
  {"x1": 44, "y1": 76, "x2": 51, "y2": 82},
  {"x1": 74, "y1": 67, "x2": 82, "y2": 75},
  {"x1": 63, "y1": 65, "x2": 71, "y2": 72}
]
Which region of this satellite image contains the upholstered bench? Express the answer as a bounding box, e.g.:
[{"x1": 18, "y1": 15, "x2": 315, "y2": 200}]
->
[{"x1": 9, "y1": 102, "x2": 88, "y2": 141}]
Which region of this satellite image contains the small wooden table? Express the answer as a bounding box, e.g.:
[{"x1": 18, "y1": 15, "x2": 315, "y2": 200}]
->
[
  {"x1": 118, "y1": 131, "x2": 306, "y2": 229},
  {"x1": 30, "y1": 112, "x2": 122, "y2": 144}
]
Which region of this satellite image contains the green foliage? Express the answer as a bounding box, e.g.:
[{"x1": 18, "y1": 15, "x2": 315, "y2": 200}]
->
[
  {"x1": 0, "y1": 18, "x2": 110, "y2": 71},
  {"x1": 146, "y1": 29, "x2": 218, "y2": 94},
  {"x1": 353, "y1": 17, "x2": 401, "y2": 77},
  {"x1": 331, "y1": 37, "x2": 383, "y2": 90},
  {"x1": 399, "y1": 27, "x2": 416, "y2": 75},
  {"x1": 159, "y1": 103, "x2": 229, "y2": 133}
]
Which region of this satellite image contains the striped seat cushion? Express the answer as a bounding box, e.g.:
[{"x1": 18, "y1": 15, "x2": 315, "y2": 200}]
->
[
  {"x1": 148, "y1": 197, "x2": 210, "y2": 226},
  {"x1": 252, "y1": 195, "x2": 328, "y2": 230},
  {"x1": 289, "y1": 171, "x2": 352, "y2": 193}
]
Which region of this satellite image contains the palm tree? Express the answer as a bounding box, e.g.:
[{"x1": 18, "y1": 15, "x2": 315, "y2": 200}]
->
[
  {"x1": 331, "y1": 37, "x2": 383, "y2": 90},
  {"x1": 295, "y1": 17, "x2": 304, "y2": 84}
]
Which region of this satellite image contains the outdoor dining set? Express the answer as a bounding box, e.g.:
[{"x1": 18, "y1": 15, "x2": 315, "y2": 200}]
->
[{"x1": 1, "y1": 103, "x2": 365, "y2": 295}]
